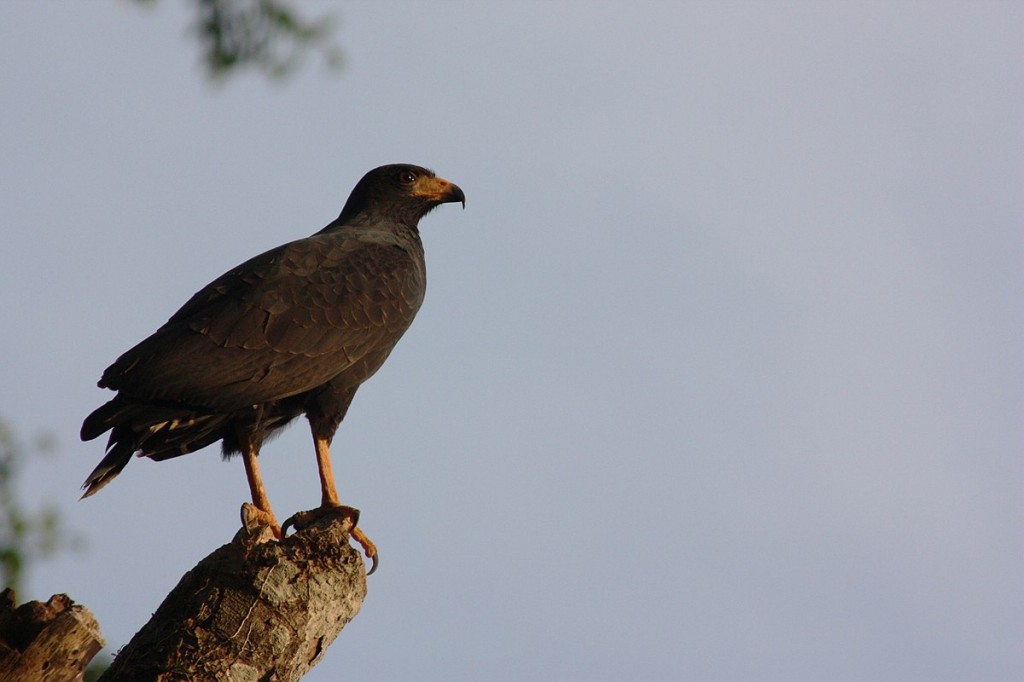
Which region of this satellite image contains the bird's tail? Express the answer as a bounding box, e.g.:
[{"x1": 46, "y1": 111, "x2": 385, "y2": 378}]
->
[
  {"x1": 80, "y1": 395, "x2": 227, "y2": 496},
  {"x1": 81, "y1": 395, "x2": 135, "y2": 442},
  {"x1": 81, "y1": 437, "x2": 136, "y2": 498}
]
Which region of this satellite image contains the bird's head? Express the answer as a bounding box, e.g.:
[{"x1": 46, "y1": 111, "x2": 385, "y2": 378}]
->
[{"x1": 338, "y1": 164, "x2": 465, "y2": 226}]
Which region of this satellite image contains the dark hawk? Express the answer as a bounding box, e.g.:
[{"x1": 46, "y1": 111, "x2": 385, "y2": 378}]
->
[{"x1": 81, "y1": 164, "x2": 465, "y2": 573}]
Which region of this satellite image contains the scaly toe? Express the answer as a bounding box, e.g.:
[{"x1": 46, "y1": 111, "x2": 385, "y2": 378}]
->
[
  {"x1": 240, "y1": 502, "x2": 282, "y2": 540},
  {"x1": 352, "y1": 526, "x2": 379, "y2": 575},
  {"x1": 281, "y1": 504, "x2": 360, "y2": 537},
  {"x1": 280, "y1": 504, "x2": 377, "y2": 575}
]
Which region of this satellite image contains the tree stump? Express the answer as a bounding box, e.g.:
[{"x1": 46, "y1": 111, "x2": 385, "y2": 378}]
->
[
  {"x1": 0, "y1": 589, "x2": 105, "y2": 682},
  {"x1": 99, "y1": 511, "x2": 367, "y2": 681}
]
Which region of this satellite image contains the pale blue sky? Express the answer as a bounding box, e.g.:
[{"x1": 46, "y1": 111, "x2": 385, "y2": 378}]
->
[{"x1": 2, "y1": 2, "x2": 1021, "y2": 680}]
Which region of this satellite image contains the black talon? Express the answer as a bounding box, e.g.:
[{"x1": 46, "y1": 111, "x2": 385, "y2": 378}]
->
[
  {"x1": 280, "y1": 508, "x2": 318, "y2": 537},
  {"x1": 279, "y1": 505, "x2": 376, "y2": 574}
]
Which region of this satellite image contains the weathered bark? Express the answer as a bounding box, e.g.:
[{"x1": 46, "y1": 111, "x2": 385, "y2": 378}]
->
[
  {"x1": 99, "y1": 511, "x2": 367, "y2": 682},
  {"x1": 0, "y1": 589, "x2": 105, "y2": 682}
]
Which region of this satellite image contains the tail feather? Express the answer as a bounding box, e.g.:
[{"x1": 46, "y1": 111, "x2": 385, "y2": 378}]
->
[
  {"x1": 81, "y1": 396, "x2": 232, "y2": 495},
  {"x1": 81, "y1": 396, "x2": 131, "y2": 441},
  {"x1": 81, "y1": 437, "x2": 136, "y2": 498}
]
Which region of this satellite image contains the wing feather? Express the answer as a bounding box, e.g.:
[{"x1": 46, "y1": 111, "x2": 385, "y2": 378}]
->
[{"x1": 98, "y1": 232, "x2": 425, "y2": 411}]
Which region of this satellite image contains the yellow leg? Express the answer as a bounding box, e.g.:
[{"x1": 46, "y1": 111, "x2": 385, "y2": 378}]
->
[
  {"x1": 314, "y1": 435, "x2": 341, "y2": 507},
  {"x1": 308, "y1": 429, "x2": 378, "y2": 574},
  {"x1": 241, "y1": 441, "x2": 281, "y2": 538}
]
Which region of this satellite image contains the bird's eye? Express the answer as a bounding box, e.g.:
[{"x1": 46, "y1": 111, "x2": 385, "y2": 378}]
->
[{"x1": 398, "y1": 170, "x2": 416, "y2": 184}]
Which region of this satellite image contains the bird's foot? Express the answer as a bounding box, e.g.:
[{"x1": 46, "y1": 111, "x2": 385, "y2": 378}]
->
[
  {"x1": 240, "y1": 502, "x2": 282, "y2": 540},
  {"x1": 282, "y1": 504, "x2": 378, "y2": 575}
]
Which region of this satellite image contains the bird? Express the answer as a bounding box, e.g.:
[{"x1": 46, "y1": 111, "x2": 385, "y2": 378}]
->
[{"x1": 80, "y1": 164, "x2": 464, "y2": 573}]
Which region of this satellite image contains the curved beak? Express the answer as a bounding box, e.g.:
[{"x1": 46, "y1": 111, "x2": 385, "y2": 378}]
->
[{"x1": 414, "y1": 175, "x2": 466, "y2": 208}]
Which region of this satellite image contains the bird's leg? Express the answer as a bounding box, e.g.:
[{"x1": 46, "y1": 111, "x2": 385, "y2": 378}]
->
[
  {"x1": 315, "y1": 433, "x2": 342, "y2": 507},
  {"x1": 239, "y1": 440, "x2": 281, "y2": 539},
  {"x1": 281, "y1": 428, "x2": 378, "y2": 574},
  {"x1": 313, "y1": 434, "x2": 379, "y2": 571}
]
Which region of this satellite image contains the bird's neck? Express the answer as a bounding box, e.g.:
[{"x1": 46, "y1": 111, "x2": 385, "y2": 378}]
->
[{"x1": 315, "y1": 214, "x2": 423, "y2": 245}]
